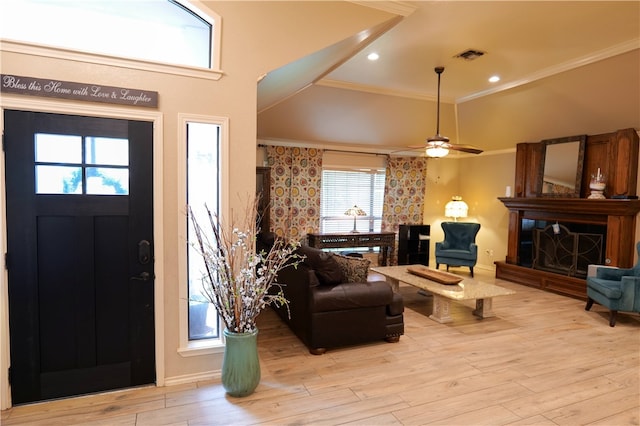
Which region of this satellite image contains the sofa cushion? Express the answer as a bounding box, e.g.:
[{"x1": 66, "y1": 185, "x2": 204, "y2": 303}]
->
[
  {"x1": 311, "y1": 281, "x2": 393, "y2": 312},
  {"x1": 333, "y1": 254, "x2": 371, "y2": 283},
  {"x1": 298, "y1": 245, "x2": 344, "y2": 285}
]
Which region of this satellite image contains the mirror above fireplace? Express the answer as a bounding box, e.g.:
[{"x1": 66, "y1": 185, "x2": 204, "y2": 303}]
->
[{"x1": 538, "y1": 135, "x2": 586, "y2": 197}]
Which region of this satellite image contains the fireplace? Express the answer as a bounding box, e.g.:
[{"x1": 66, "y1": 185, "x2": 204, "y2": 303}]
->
[
  {"x1": 530, "y1": 222, "x2": 603, "y2": 278},
  {"x1": 496, "y1": 128, "x2": 639, "y2": 299},
  {"x1": 496, "y1": 198, "x2": 640, "y2": 298}
]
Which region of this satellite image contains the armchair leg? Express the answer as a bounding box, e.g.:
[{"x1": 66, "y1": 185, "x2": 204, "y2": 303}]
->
[
  {"x1": 446, "y1": 265, "x2": 450, "y2": 272},
  {"x1": 469, "y1": 267, "x2": 474, "y2": 278},
  {"x1": 436, "y1": 263, "x2": 440, "y2": 270},
  {"x1": 609, "y1": 310, "x2": 618, "y2": 327},
  {"x1": 585, "y1": 298, "x2": 594, "y2": 311}
]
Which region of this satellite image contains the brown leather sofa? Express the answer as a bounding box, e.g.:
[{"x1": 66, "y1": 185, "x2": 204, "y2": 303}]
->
[{"x1": 272, "y1": 244, "x2": 404, "y2": 354}]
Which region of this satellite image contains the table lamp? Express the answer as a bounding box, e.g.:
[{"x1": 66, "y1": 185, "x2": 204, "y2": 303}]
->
[{"x1": 344, "y1": 205, "x2": 366, "y2": 233}]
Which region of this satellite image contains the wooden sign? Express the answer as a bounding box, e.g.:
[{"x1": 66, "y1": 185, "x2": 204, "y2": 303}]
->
[{"x1": 1, "y1": 74, "x2": 158, "y2": 108}]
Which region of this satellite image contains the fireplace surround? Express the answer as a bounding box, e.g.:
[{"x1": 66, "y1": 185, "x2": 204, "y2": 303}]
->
[{"x1": 496, "y1": 128, "x2": 640, "y2": 299}]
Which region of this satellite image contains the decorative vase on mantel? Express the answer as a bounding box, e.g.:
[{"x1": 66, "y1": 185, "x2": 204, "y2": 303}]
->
[
  {"x1": 221, "y1": 328, "x2": 261, "y2": 397},
  {"x1": 588, "y1": 169, "x2": 606, "y2": 199}
]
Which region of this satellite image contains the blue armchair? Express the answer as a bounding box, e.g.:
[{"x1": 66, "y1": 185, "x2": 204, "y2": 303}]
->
[
  {"x1": 585, "y1": 242, "x2": 640, "y2": 327},
  {"x1": 435, "y1": 222, "x2": 481, "y2": 277}
]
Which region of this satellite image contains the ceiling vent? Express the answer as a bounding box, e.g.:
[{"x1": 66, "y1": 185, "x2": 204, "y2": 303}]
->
[{"x1": 454, "y1": 49, "x2": 486, "y2": 61}]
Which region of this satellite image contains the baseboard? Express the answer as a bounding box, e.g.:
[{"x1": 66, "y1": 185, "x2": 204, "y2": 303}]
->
[
  {"x1": 475, "y1": 263, "x2": 497, "y2": 273},
  {"x1": 163, "y1": 370, "x2": 221, "y2": 387}
]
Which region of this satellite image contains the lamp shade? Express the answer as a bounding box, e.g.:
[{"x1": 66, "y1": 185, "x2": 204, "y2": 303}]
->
[
  {"x1": 444, "y1": 196, "x2": 468, "y2": 221},
  {"x1": 345, "y1": 205, "x2": 366, "y2": 233},
  {"x1": 344, "y1": 205, "x2": 366, "y2": 217}
]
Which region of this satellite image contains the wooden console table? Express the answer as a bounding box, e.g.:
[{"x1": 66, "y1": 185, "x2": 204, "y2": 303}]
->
[{"x1": 307, "y1": 232, "x2": 395, "y2": 266}]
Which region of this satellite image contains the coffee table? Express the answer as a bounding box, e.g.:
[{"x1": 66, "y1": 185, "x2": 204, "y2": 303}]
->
[{"x1": 371, "y1": 265, "x2": 515, "y2": 323}]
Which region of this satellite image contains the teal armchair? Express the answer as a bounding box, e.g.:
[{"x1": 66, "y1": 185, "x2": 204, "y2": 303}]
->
[
  {"x1": 585, "y1": 242, "x2": 640, "y2": 326},
  {"x1": 435, "y1": 222, "x2": 481, "y2": 277}
]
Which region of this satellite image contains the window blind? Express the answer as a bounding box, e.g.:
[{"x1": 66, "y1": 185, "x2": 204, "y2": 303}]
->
[{"x1": 321, "y1": 169, "x2": 385, "y2": 233}]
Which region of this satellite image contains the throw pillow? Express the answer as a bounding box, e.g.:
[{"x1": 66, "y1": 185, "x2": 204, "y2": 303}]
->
[
  {"x1": 333, "y1": 253, "x2": 371, "y2": 283},
  {"x1": 298, "y1": 245, "x2": 344, "y2": 285}
]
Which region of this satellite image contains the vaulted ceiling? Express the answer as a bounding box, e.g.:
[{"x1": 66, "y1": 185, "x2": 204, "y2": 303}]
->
[{"x1": 257, "y1": 1, "x2": 640, "y2": 155}]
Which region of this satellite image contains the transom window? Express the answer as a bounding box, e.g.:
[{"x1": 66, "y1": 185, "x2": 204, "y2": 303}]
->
[
  {"x1": 0, "y1": 0, "x2": 215, "y2": 69},
  {"x1": 321, "y1": 169, "x2": 385, "y2": 233},
  {"x1": 35, "y1": 133, "x2": 129, "y2": 195}
]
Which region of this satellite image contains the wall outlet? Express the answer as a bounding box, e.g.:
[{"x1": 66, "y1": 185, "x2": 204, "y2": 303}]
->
[{"x1": 485, "y1": 249, "x2": 494, "y2": 256}]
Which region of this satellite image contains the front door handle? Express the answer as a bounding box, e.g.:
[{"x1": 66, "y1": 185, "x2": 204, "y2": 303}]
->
[{"x1": 131, "y1": 272, "x2": 151, "y2": 281}]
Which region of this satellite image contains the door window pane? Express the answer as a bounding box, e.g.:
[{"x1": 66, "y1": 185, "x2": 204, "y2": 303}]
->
[
  {"x1": 85, "y1": 137, "x2": 129, "y2": 166},
  {"x1": 35, "y1": 134, "x2": 82, "y2": 164},
  {"x1": 86, "y1": 167, "x2": 129, "y2": 195},
  {"x1": 35, "y1": 165, "x2": 82, "y2": 194},
  {"x1": 34, "y1": 133, "x2": 129, "y2": 195}
]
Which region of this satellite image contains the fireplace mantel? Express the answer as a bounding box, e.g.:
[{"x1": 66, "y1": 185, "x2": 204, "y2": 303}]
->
[
  {"x1": 499, "y1": 197, "x2": 639, "y2": 266},
  {"x1": 497, "y1": 197, "x2": 639, "y2": 299},
  {"x1": 498, "y1": 197, "x2": 640, "y2": 217},
  {"x1": 496, "y1": 128, "x2": 639, "y2": 299}
]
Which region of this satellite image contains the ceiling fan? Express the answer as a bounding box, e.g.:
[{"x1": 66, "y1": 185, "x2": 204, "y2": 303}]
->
[{"x1": 420, "y1": 66, "x2": 483, "y2": 158}]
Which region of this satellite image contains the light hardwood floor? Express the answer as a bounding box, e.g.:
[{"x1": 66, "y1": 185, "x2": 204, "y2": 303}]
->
[{"x1": 2, "y1": 268, "x2": 639, "y2": 425}]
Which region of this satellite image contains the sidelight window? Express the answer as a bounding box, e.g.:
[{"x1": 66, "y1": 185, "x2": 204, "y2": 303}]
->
[
  {"x1": 178, "y1": 114, "x2": 228, "y2": 354},
  {"x1": 186, "y1": 122, "x2": 221, "y2": 341}
]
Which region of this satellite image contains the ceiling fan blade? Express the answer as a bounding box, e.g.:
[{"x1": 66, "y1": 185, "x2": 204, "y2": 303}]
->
[{"x1": 449, "y1": 144, "x2": 483, "y2": 154}]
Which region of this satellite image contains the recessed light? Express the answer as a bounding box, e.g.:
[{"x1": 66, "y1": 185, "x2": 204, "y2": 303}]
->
[
  {"x1": 489, "y1": 75, "x2": 500, "y2": 83},
  {"x1": 367, "y1": 52, "x2": 379, "y2": 61}
]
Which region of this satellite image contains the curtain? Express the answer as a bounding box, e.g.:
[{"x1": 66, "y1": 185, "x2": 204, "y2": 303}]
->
[
  {"x1": 266, "y1": 146, "x2": 323, "y2": 242},
  {"x1": 381, "y1": 156, "x2": 428, "y2": 265}
]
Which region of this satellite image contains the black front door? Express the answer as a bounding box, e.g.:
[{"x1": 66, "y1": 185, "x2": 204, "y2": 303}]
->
[{"x1": 4, "y1": 110, "x2": 155, "y2": 404}]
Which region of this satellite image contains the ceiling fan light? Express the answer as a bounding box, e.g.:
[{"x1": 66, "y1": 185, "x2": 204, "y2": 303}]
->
[{"x1": 426, "y1": 145, "x2": 449, "y2": 158}]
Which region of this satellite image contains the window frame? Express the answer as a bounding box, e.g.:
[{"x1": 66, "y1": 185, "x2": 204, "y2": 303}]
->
[
  {"x1": 0, "y1": 0, "x2": 223, "y2": 81},
  {"x1": 320, "y1": 167, "x2": 386, "y2": 235},
  {"x1": 177, "y1": 113, "x2": 229, "y2": 356}
]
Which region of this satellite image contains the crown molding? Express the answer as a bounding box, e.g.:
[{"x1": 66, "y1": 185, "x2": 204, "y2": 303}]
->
[
  {"x1": 349, "y1": 1, "x2": 418, "y2": 17},
  {"x1": 318, "y1": 38, "x2": 639, "y2": 105},
  {"x1": 457, "y1": 38, "x2": 640, "y2": 103},
  {"x1": 257, "y1": 138, "x2": 515, "y2": 159},
  {"x1": 315, "y1": 79, "x2": 442, "y2": 103}
]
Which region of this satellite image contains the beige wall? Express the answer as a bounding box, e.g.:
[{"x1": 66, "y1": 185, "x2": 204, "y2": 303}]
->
[
  {"x1": 0, "y1": 45, "x2": 254, "y2": 382},
  {"x1": 422, "y1": 152, "x2": 515, "y2": 272},
  {"x1": 0, "y1": 0, "x2": 397, "y2": 398}
]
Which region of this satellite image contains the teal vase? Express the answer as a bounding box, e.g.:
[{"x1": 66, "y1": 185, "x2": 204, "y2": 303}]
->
[{"x1": 221, "y1": 328, "x2": 261, "y2": 397}]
